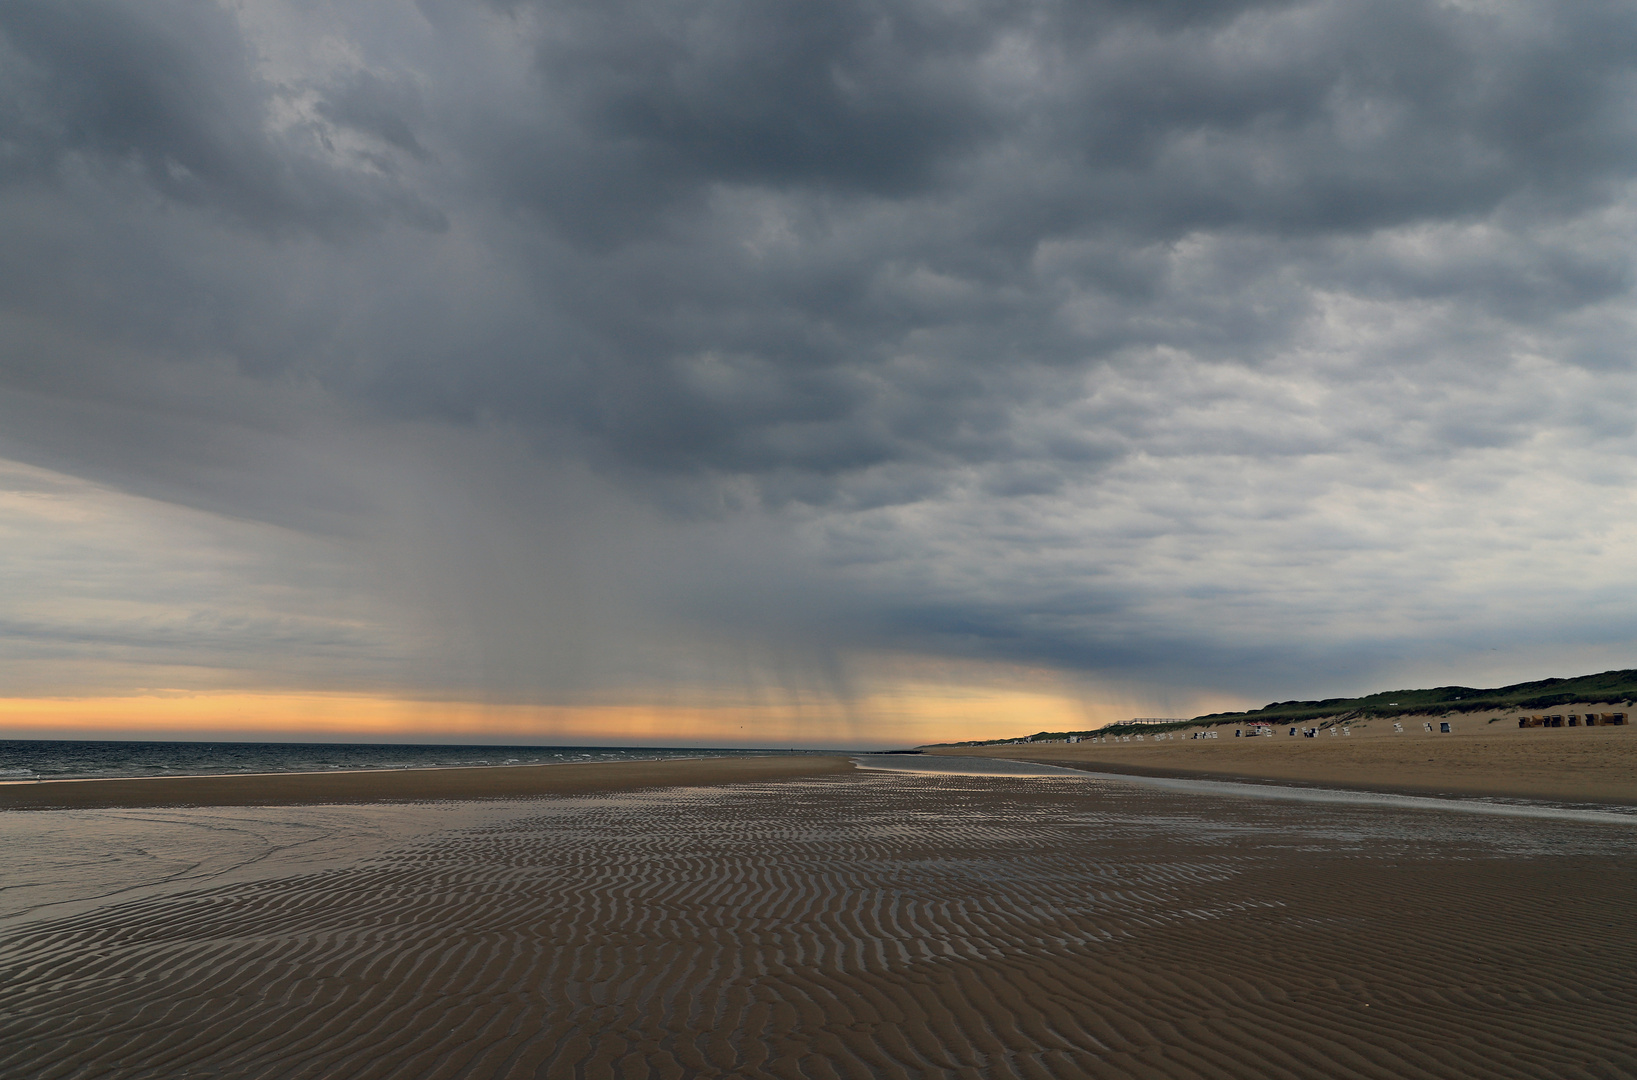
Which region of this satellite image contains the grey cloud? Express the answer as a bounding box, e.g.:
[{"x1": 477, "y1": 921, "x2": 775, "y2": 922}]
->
[
  {"x1": 441, "y1": 0, "x2": 1637, "y2": 484},
  {"x1": 0, "y1": 0, "x2": 445, "y2": 233},
  {"x1": 316, "y1": 70, "x2": 431, "y2": 161},
  {"x1": 532, "y1": 0, "x2": 1000, "y2": 192},
  {"x1": 1026, "y1": 0, "x2": 1637, "y2": 234},
  {"x1": 5, "y1": 0, "x2": 1637, "y2": 713}
]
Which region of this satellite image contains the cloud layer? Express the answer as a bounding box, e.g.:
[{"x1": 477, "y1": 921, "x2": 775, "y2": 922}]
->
[{"x1": 4, "y1": 0, "x2": 1637, "y2": 736}]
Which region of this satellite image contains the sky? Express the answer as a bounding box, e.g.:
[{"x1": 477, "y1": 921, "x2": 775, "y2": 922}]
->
[{"x1": 3, "y1": 0, "x2": 1637, "y2": 747}]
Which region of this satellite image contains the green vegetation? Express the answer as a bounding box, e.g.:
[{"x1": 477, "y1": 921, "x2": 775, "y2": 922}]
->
[
  {"x1": 1194, "y1": 668, "x2": 1637, "y2": 726},
  {"x1": 924, "y1": 668, "x2": 1637, "y2": 747}
]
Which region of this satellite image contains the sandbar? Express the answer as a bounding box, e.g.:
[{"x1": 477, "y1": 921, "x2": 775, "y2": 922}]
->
[{"x1": 0, "y1": 753, "x2": 854, "y2": 810}]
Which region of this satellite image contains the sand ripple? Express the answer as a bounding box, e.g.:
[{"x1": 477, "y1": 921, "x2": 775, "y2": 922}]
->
[{"x1": 2, "y1": 773, "x2": 1634, "y2": 1079}]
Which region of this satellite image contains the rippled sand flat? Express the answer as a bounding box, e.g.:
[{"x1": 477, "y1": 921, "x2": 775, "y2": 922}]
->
[{"x1": 2, "y1": 771, "x2": 1634, "y2": 1079}]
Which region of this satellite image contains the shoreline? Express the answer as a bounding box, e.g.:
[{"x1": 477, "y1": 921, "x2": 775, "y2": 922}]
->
[
  {"x1": 1018, "y1": 756, "x2": 1637, "y2": 808},
  {"x1": 0, "y1": 754, "x2": 855, "y2": 810},
  {"x1": 0, "y1": 750, "x2": 820, "y2": 787}
]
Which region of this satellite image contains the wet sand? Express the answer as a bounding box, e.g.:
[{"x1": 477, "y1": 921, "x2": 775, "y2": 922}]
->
[
  {"x1": 941, "y1": 721, "x2": 1637, "y2": 805},
  {"x1": 0, "y1": 754, "x2": 854, "y2": 810},
  {"x1": 2, "y1": 769, "x2": 1634, "y2": 1079}
]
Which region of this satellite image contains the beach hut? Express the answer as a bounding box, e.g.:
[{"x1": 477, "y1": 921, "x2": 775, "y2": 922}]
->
[{"x1": 1517, "y1": 712, "x2": 1622, "y2": 727}]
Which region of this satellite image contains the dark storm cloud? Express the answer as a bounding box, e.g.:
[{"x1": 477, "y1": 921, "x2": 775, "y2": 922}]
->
[
  {"x1": 316, "y1": 70, "x2": 431, "y2": 161},
  {"x1": 4, "y1": 0, "x2": 1637, "y2": 703},
  {"x1": 481, "y1": 0, "x2": 1637, "y2": 237},
  {"x1": 410, "y1": 0, "x2": 1637, "y2": 485},
  {"x1": 0, "y1": 0, "x2": 444, "y2": 232},
  {"x1": 533, "y1": 0, "x2": 996, "y2": 193}
]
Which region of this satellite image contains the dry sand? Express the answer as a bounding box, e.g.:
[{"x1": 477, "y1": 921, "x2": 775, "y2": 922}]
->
[
  {"x1": 0, "y1": 754, "x2": 855, "y2": 811},
  {"x1": 2, "y1": 767, "x2": 1634, "y2": 1079},
  {"x1": 942, "y1": 715, "x2": 1637, "y2": 805}
]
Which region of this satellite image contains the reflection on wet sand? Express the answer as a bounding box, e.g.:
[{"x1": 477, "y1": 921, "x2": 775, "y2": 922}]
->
[
  {"x1": 857, "y1": 753, "x2": 1637, "y2": 825},
  {"x1": 852, "y1": 753, "x2": 1096, "y2": 777}
]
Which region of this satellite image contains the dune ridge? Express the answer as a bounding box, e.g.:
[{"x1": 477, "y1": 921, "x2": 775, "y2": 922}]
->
[{"x1": 2, "y1": 771, "x2": 1634, "y2": 1079}]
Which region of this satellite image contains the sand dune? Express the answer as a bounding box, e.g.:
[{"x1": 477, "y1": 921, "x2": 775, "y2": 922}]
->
[
  {"x1": 3, "y1": 770, "x2": 1633, "y2": 1079},
  {"x1": 944, "y1": 721, "x2": 1637, "y2": 805}
]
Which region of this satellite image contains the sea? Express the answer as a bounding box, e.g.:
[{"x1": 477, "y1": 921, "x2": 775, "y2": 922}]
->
[{"x1": 0, "y1": 739, "x2": 823, "y2": 784}]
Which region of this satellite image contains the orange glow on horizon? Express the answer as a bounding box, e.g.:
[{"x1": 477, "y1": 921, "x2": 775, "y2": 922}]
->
[{"x1": 0, "y1": 686, "x2": 1122, "y2": 747}]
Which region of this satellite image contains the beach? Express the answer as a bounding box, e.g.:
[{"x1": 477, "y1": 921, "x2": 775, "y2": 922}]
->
[
  {"x1": 941, "y1": 718, "x2": 1637, "y2": 805},
  {"x1": 0, "y1": 753, "x2": 854, "y2": 810},
  {"x1": 2, "y1": 758, "x2": 1634, "y2": 1079}
]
